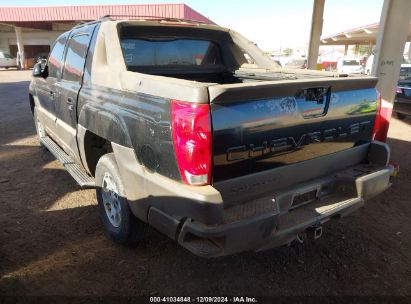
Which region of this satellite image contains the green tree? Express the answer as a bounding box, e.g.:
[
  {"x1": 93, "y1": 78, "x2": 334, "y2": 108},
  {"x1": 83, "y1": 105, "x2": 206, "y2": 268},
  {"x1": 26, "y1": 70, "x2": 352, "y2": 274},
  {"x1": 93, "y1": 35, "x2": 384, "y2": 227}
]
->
[
  {"x1": 283, "y1": 48, "x2": 294, "y2": 56},
  {"x1": 359, "y1": 45, "x2": 372, "y2": 56}
]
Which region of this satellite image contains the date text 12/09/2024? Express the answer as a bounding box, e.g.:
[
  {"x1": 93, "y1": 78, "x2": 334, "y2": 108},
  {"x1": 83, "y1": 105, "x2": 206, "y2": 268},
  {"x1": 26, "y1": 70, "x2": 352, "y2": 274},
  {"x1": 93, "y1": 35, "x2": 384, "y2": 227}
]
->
[{"x1": 149, "y1": 297, "x2": 259, "y2": 303}]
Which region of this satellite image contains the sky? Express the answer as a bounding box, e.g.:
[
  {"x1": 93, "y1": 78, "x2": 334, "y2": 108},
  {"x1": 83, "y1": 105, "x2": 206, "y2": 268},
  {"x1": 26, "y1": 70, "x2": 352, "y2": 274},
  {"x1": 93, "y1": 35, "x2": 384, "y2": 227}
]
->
[{"x1": 0, "y1": 0, "x2": 384, "y2": 51}]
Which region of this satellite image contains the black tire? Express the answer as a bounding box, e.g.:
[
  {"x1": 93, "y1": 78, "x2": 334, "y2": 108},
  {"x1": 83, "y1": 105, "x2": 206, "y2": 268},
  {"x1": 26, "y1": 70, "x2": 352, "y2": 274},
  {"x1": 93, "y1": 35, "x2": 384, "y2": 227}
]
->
[
  {"x1": 396, "y1": 112, "x2": 407, "y2": 120},
  {"x1": 95, "y1": 153, "x2": 149, "y2": 246}
]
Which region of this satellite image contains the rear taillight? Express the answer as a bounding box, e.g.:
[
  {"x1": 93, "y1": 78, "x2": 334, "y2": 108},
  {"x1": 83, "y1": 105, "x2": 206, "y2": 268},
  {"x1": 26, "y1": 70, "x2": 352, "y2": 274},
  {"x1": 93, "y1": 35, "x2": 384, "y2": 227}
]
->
[
  {"x1": 396, "y1": 87, "x2": 403, "y2": 94},
  {"x1": 171, "y1": 100, "x2": 212, "y2": 186},
  {"x1": 372, "y1": 92, "x2": 392, "y2": 142}
]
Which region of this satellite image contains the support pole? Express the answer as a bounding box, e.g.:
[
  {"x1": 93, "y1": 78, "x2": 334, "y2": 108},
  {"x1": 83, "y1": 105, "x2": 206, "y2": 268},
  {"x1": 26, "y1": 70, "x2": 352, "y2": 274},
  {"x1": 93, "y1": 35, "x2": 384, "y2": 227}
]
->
[
  {"x1": 372, "y1": 0, "x2": 411, "y2": 141},
  {"x1": 307, "y1": 0, "x2": 325, "y2": 70},
  {"x1": 344, "y1": 45, "x2": 349, "y2": 56},
  {"x1": 14, "y1": 26, "x2": 25, "y2": 70},
  {"x1": 354, "y1": 44, "x2": 360, "y2": 55}
]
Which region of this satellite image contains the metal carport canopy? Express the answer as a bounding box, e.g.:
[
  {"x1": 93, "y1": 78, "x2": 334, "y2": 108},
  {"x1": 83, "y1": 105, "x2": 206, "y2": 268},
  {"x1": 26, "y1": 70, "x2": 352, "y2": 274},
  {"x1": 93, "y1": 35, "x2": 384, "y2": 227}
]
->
[{"x1": 320, "y1": 22, "x2": 411, "y2": 45}]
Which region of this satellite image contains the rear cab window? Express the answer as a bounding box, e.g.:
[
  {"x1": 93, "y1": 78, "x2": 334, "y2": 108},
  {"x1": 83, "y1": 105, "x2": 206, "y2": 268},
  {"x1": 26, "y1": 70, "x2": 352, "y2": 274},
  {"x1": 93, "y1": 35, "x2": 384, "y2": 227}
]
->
[
  {"x1": 117, "y1": 24, "x2": 252, "y2": 75},
  {"x1": 117, "y1": 23, "x2": 280, "y2": 83},
  {"x1": 121, "y1": 39, "x2": 222, "y2": 67}
]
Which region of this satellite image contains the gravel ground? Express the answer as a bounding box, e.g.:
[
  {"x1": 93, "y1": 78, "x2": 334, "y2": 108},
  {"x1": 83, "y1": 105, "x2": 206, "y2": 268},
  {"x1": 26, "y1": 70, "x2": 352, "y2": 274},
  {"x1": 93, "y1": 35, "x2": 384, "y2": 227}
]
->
[{"x1": 0, "y1": 70, "x2": 410, "y2": 296}]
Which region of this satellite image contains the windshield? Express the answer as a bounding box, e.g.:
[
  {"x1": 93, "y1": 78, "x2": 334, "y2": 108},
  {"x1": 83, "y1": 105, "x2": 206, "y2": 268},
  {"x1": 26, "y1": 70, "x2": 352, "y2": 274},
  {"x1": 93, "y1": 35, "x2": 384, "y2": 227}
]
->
[
  {"x1": 400, "y1": 67, "x2": 411, "y2": 75},
  {"x1": 343, "y1": 60, "x2": 360, "y2": 66},
  {"x1": 121, "y1": 38, "x2": 222, "y2": 68},
  {"x1": 287, "y1": 60, "x2": 305, "y2": 66}
]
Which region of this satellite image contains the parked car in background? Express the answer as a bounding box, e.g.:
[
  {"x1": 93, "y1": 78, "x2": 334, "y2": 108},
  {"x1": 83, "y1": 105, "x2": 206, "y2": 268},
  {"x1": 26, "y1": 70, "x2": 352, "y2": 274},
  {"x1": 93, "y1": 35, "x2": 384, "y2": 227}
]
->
[
  {"x1": 365, "y1": 54, "x2": 374, "y2": 75},
  {"x1": 336, "y1": 58, "x2": 363, "y2": 74},
  {"x1": 399, "y1": 64, "x2": 411, "y2": 80},
  {"x1": 0, "y1": 51, "x2": 17, "y2": 68},
  {"x1": 394, "y1": 78, "x2": 411, "y2": 119},
  {"x1": 321, "y1": 61, "x2": 337, "y2": 71},
  {"x1": 285, "y1": 58, "x2": 307, "y2": 69}
]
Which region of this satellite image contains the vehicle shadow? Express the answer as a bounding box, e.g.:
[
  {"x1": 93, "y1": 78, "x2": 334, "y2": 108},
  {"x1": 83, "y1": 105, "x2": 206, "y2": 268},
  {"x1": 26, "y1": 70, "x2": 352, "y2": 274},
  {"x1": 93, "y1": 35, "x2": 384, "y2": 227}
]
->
[
  {"x1": 391, "y1": 112, "x2": 411, "y2": 126},
  {"x1": 0, "y1": 80, "x2": 34, "y2": 146},
  {"x1": 1, "y1": 136, "x2": 410, "y2": 296}
]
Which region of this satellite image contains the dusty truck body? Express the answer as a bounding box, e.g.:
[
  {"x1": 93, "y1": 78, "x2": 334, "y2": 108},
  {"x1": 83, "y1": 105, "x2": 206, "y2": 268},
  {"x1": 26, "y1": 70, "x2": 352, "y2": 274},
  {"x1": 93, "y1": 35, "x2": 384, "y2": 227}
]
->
[{"x1": 29, "y1": 17, "x2": 393, "y2": 257}]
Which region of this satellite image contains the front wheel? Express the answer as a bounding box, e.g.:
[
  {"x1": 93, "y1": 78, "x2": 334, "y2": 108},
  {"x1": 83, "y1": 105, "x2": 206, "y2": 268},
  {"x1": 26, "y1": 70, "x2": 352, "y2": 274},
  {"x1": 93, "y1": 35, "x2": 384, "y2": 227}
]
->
[{"x1": 95, "y1": 153, "x2": 149, "y2": 246}]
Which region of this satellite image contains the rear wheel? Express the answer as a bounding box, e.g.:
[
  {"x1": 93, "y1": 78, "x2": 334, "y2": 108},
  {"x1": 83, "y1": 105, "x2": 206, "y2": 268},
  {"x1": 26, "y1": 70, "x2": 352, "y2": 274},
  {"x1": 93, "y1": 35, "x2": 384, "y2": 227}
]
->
[
  {"x1": 396, "y1": 112, "x2": 407, "y2": 120},
  {"x1": 95, "y1": 153, "x2": 149, "y2": 245}
]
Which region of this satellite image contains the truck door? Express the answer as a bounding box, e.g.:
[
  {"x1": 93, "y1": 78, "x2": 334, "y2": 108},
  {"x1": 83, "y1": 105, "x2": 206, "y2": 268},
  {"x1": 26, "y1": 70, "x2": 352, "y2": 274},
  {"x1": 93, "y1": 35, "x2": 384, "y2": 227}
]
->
[
  {"x1": 54, "y1": 25, "x2": 95, "y2": 161},
  {"x1": 35, "y1": 33, "x2": 68, "y2": 136}
]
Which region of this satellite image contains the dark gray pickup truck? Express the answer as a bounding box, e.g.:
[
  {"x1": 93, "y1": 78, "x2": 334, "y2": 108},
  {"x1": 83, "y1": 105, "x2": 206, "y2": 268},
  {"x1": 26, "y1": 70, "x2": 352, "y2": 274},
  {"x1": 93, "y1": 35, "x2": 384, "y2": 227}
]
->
[{"x1": 29, "y1": 17, "x2": 394, "y2": 257}]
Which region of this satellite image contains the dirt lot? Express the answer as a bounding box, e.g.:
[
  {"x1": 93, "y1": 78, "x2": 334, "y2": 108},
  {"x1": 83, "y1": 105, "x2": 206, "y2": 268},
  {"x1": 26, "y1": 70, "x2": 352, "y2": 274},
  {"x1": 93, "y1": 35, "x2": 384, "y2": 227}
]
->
[{"x1": 0, "y1": 70, "x2": 410, "y2": 296}]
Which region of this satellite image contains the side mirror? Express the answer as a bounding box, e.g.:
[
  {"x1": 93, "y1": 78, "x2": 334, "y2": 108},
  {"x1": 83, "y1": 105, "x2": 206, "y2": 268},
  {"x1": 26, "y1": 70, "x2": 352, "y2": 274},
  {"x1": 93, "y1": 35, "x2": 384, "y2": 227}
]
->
[{"x1": 32, "y1": 63, "x2": 43, "y2": 77}]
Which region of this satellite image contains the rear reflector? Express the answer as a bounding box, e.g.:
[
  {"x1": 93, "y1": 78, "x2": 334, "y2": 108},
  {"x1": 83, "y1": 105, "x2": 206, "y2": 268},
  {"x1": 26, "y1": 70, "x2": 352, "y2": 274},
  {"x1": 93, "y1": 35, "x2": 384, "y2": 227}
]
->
[
  {"x1": 389, "y1": 160, "x2": 399, "y2": 177},
  {"x1": 372, "y1": 92, "x2": 392, "y2": 142},
  {"x1": 171, "y1": 100, "x2": 212, "y2": 186}
]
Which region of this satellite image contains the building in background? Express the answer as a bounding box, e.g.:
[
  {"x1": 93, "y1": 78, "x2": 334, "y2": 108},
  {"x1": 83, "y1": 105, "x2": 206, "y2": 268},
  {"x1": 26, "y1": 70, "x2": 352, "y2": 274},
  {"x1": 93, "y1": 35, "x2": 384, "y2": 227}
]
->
[{"x1": 0, "y1": 4, "x2": 214, "y2": 68}]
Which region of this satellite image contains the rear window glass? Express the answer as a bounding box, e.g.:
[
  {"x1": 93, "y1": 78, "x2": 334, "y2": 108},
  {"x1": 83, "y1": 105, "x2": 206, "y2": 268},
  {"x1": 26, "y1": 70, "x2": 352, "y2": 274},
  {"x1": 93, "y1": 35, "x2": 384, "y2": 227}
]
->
[
  {"x1": 343, "y1": 60, "x2": 360, "y2": 66},
  {"x1": 2, "y1": 53, "x2": 13, "y2": 59},
  {"x1": 287, "y1": 60, "x2": 305, "y2": 66},
  {"x1": 120, "y1": 39, "x2": 222, "y2": 68},
  {"x1": 400, "y1": 67, "x2": 411, "y2": 75}
]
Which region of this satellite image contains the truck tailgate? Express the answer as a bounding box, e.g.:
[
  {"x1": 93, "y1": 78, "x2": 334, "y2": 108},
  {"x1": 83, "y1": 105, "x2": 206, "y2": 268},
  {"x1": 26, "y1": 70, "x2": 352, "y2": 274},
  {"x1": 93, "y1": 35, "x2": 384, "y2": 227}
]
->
[{"x1": 209, "y1": 77, "x2": 378, "y2": 182}]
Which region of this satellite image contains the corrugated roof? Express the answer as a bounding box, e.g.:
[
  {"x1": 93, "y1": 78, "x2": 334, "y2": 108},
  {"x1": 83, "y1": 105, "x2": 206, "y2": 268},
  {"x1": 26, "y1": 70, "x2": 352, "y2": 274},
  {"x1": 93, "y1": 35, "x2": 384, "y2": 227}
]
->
[
  {"x1": 0, "y1": 3, "x2": 214, "y2": 24},
  {"x1": 321, "y1": 22, "x2": 411, "y2": 45}
]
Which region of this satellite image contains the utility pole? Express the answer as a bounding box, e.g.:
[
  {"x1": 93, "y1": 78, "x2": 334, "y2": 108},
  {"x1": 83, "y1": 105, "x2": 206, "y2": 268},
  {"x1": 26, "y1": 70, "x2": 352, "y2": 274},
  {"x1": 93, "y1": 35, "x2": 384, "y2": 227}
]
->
[
  {"x1": 307, "y1": 0, "x2": 325, "y2": 70},
  {"x1": 372, "y1": 0, "x2": 411, "y2": 141}
]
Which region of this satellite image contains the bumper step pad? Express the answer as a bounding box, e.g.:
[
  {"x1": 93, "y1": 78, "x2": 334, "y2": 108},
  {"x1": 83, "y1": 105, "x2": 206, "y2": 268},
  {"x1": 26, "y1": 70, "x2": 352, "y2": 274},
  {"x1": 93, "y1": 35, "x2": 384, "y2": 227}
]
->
[{"x1": 40, "y1": 136, "x2": 95, "y2": 188}]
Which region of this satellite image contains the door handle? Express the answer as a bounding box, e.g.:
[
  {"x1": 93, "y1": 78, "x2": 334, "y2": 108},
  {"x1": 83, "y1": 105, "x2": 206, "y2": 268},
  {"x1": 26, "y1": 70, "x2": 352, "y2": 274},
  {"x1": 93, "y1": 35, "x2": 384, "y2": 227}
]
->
[
  {"x1": 49, "y1": 91, "x2": 55, "y2": 100},
  {"x1": 66, "y1": 97, "x2": 75, "y2": 111}
]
